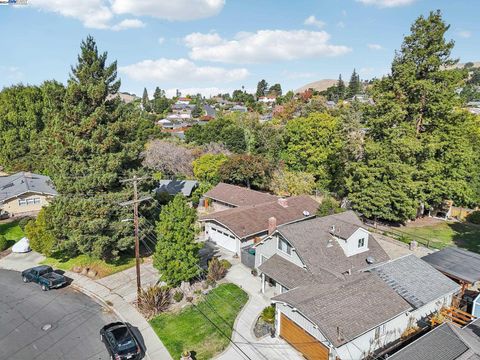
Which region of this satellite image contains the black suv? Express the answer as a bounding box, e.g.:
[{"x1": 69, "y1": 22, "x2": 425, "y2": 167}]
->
[{"x1": 100, "y1": 322, "x2": 142, "y2": 360}]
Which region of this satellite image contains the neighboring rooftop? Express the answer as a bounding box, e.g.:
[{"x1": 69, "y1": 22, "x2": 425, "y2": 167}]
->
[
  {"x1": 422, "y1": 247, "x2": 480, "y2": 284},
  {"x1": 200, "y1": 195, "x2": 319, "y2": 239},
  {"x1": 203, "y1": 183, "x2": 277, "y2": 207},
  {"x1": 370, "y1": 254, "x2": 460, "y2": 308},
  {"x1": 0, "y1": 172, "x2": 57, "y2": 203},
  {"x1": 273, "y1": 272, "x2": 412, "y2": 347},
  {"x1": 155, "y1": 180, "x2": 198, "y2": 197}
]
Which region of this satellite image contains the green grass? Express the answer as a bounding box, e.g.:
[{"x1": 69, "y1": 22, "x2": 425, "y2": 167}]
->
[
  {"x1": 41, "y1": 254, "x2": 137, "y2": 278},
  {"x1": 0, "y1": 220, "x2": 25, "y2": 248},
  {"x1": 392, "y1": 221, "x2": 480, "y2": 253},
  {"x1": 150, "y1": 283, "x2": 248, "y2": 360}
]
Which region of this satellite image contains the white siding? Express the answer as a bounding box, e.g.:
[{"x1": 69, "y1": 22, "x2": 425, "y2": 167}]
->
[
  {"x1": 255, "y1": 233, "x2": 305, "y2": 269},
  {"x1": 205, "y1": 222, "x2": 238, "y2": 253},
  {"x1": 336, "y1": 227, "x2": 370, "y2": 257}
]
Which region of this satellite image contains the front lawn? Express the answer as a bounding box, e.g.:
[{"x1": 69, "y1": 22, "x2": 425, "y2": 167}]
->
[
  {"x1": 0, "y1": 220, "x2": 25, "y2": 248},
  {"x1": 150, "y1": 283, "x2": 248, "y2": 360},
  {"x1": 41, "y1": 254, "x2": 137, "y2": 278},
  {"x1": 394, "y1": 221, "x2": 480, "y2": 253}
]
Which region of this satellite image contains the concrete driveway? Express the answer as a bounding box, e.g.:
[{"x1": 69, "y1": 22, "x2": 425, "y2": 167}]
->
[{"x1": 0, "y1": 269, "x2": 118, "y2": 360}]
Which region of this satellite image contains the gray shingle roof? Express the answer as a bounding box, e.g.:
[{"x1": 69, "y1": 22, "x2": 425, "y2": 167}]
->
[
  {"x1": 273, "y1": 273, "x2": 412, "y2": 347},
  {"x1": 156, "y1": 180, "x2": 198, "y2": 197},
  {"x1": 204, "y1": 183, "x2": 278, "y2": 207},
  {"x1": 370, "y1": 254, "x2": 460, "y2": 308},
  {"x1": 257, "y1": 254, "x2": 313, "y2": 289},
  {"x1": 422, "y1": 248, "x2": 480, "y2": 284},
  {"x1": 0, "y1": 172, "x2": 57, "y2": 203}
]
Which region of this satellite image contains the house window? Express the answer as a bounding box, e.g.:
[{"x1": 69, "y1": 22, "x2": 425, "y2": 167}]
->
[
  {"x1": 358, "y1": 238, "x2": 365, "y2": 248},
  {"x1": 277, "y1": 237, "x2": 292, "y2": 255},
  {"x1": 18, "y1": 199, "x2": 27, "y2": 206},
  {"x1": 34, "y1": 198, "x2": 41, "y2": 204},
  {"x1": 280, "y1": 284, "x2": 289, "y2": 294}
]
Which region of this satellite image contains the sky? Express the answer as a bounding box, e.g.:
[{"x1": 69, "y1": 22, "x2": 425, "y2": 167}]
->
[{"x1": 0, "y1": 0, "x2": 478, "y2": 98}]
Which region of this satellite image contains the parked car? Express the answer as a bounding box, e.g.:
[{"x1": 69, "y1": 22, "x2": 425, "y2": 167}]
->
[
  {"x1": 21, "y1": 265, "x2": 67, "y2": 291},
  {"x1": 100, "y1": 322, "x2": 142, "y2": 360}
]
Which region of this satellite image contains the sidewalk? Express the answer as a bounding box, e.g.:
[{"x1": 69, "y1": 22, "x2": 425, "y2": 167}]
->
[
  {"x1": 216, "y1": 261, "x2": 303, "y2": 360},
  {"x1": 0, "y1": 251, "x2": 172, "y2": 360}
]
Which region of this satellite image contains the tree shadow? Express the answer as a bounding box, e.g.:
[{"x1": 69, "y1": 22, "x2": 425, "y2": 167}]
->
[
  {"x1": 199, "y1": 240, "x2": 219, "y2": 270},
  {"x1": 448, "y1": 222, "x2": 480, "y2": 253}
]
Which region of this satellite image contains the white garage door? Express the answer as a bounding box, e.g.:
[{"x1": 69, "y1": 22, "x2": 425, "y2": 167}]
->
[{"x1": 208, "y1": 225, "x2": 237, "y2": 253}]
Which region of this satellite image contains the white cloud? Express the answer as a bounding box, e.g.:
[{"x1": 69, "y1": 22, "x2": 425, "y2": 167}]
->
[
  {"x1": 356, "y1": 0, "x2": 416, "y2": 7},
  {"x1": 119, "y1": 58, "x2": 249, "y2": 84},
  {"x1": 458, "y1": 30, "x2": 472, "y2": 38},
  {"x1": 111, "y1": 18, "x2": 145, "y2": 31},
  {"x1": 304, "y1": 15, "x2": 326, "y2": 29},
  {"x1": 367, "y1": 43, "x2": 383, "y2": 50},
  {"x1": 29, "y1": 0, "x2": 224, "y2": 29},
  {"x1": 185, "y1": 29, "x2": 351, "y2": 64},
  {"x1": 111, "y1": 0, "x2": 225, "y2": 21}
]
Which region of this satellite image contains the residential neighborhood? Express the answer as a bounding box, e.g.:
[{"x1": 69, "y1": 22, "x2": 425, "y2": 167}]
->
[{"x1": 1, "y1": 1, "x2": 480, "y2": 360}]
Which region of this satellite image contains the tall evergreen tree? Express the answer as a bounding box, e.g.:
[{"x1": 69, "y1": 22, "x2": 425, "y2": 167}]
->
[
  {"x1": 142, "y1": 87, "x2": 151, "y2": 112},
  {"x1": 256, "y1": 79, "x2": 268, "y2": 98},
  {"x1": 337, "y1": 74, "x2": 346, "y2": 100},
  {"x1": 347, "y1": 69, "x2": 361, "y2": 98}
]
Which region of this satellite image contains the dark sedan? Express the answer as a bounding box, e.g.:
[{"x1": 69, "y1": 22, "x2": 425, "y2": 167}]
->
[{"x1": 100, "y1": 322, "x2": 142, "y2": 360}]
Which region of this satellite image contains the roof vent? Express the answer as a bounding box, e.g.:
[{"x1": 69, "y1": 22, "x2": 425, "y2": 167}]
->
[
  {"x1": 366, "y1": 256, "x2": 375, "y2": 264},
  {"x1": 303, "y1": 210, "x2": 310, "y2": 217},
  {"x1": 329, "y1": 225, "x2": 336, "y2": 234}
]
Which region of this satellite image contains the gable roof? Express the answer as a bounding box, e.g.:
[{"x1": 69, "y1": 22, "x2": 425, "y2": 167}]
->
[
  {"x1": 422, "y1": 247, "x2": 480, "y2": 284},
  {"x1": 370, "y1": 254, "x2": 460, "y2": 308},
  {"x1": 389, "y1": 319, "x2": 480, "y2": 360},
  {"x1": 204, "y1": 183, "x2": 277, "y2": 207},
  {"x1": 273, "y1": 273, "x2": 412, "y2": 347},
  {"x1": 257, "y1": 254, "x2": 314, "y2": 289},
  {"x1": 200, "y1": 195, "x2": 318, "y2": 239},
  {"x1": 0, "y1": 172, "x2": 57, "y2": 203},
  {"x1": 156, "y1": 180, "x2": 198, "y2": 197},
  {"x1": 275, "y1": 211, "x2": 389, "y2": 276}
]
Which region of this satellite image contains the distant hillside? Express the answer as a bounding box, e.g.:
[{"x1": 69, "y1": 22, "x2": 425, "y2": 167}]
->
[{"x1": 295, "y1": 79, "x2": 337, "y2": 94}]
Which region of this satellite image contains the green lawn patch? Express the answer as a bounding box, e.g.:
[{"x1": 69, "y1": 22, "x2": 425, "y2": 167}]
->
[
  {"x1": 150, "y1": 283, "x2": 248, "y2": 360},
  {"x1": 0, "y1": 220, "x2": 25, "y2": 248},
  {"x1": 41, "y1": 254, "x2": 137, "y2": 278},
  {"x1": 393, "y1": 221, "x2": 480, "y2": 253}
]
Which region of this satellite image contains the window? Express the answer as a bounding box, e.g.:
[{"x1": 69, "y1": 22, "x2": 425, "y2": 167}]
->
[
  {"x1": 280, "y1": 284, "x2": 289, "y2": 294},
  {"x1": 277, "y1": 237, "x2": 292, "y2": 255},
  {"x1": 34, "y1": 198, "x2": 41, "y2": 204},
  {"x1": 358, "y1": 238, "x2": 365, "y2": 248},
  {"x1": 18, "y1": 199, "x2": 27, "y2": 206}
]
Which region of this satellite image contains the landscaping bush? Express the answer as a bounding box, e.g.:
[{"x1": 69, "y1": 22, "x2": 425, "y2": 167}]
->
[
  {"x1": 261, "y1": 305, "x2": 276, "y2": 324},
  {"x1": 173, "y1": 290, "x2": 184, "y2": 303},
  {"x1": 219, "y1": 259, "x2": 232, "y2": 270},
  {"x1": 0, "y1": 235, "x2": 8, "y2": 252},
  {"x1": 137, "y1": 285, "x2": 171, "y2": 319},
  {"x1": 18, "y1": 217, "x2": 32, "y2": 231},
  {"x1": 467, "y1": 211, "x2": 480, "y2": 225},
  {"x1": 207, "y1": 257, "x2": 228, "y2": 282},
  {"x1": 24, "y1": 209, "x2": 56, "y2": 256}
]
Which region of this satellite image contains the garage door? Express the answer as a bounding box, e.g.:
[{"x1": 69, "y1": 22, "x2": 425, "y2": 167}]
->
[
  {"x1": 208, "y1": 226, "x2": 237, "y2": 252},
  {"x1": 280, "y1": 313, "x2": 329, "y2": 360}
]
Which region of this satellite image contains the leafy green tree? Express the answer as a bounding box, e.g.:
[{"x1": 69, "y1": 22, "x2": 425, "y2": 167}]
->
[
  {"x1": 256, "y1": 79, "x2": 268, "y2": 98},
  {"x1": 191, "y1": 103, "x2": 203, "y2": 118},
  {"x1": 317, "y1": 195, "x2": 344, "y2": 217},
  {"x1": 219, "y1": 154, "x2": 272, "y2": 189},
  {"x1": 337, "y1": 74, "x2": 346, "y2": 100},
  {"x1": 142, "y1": 88, "x2": 151, "y2": 112},
  {"x1": 268, "y1": 83, "x2": 282, "y2": 97},
  {"x1": 0, "y1": 235, "x2": 7, "y2": 252},
  {"x1": 193, "y1": 153, "x2": 229, "y2": 184},
  {"x1": 269, "y1": 169, "x2": 315, "y2": 196},
  {"x1": 347, "y1": 69, "x2": 361, "y2": 98},
  {"x1": 153, "y1": 195, "x2": 201, "y2": 286},
  {"x1": 152, "y1": 87, "x2": 170, "y2": 114},
  {"x1": 24, "y1": 209, "x2": 56, "y2": 256}
]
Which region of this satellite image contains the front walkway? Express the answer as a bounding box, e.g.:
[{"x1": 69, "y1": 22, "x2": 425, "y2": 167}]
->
[
  {"x1": 0, "y1": 251, "x2": 172, "y2": 360},
  {"x1": 216, "y1": 260, "x2": 304, "y2": 360}
]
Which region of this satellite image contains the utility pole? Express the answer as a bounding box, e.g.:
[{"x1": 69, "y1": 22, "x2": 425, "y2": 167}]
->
[{"x1": 120, "y1": 176, "x2": 151, "y2": 301}]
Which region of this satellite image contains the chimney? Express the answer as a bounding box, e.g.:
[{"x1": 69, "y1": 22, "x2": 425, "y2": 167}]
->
[
  {"x1": 278, "y1": 198, "x2": 288, "y2": 208},
  {"x1": 268, "y1": 216, "x2": 277, "y2": 235}
]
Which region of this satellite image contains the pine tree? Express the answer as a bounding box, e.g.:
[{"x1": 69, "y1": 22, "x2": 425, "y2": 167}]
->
[
  {"x1": 142, "y1": 88, "x2": 151, "y2": 112},
  {"x1": 347, "y1": 69, "x2": 361, "y2": 98},
  {"x1": 337, "y1": 74, "x2": 346, "y2": 100},
  {"x1": 153, "y1": 195, "x2": 201, "y2": 286},
  {"x1": 256, "y1": 79, "x2": 268, "y2": 98}
]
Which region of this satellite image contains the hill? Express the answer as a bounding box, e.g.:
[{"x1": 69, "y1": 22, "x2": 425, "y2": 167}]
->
[{"x1": 295, "y1": 79, "x2": 337, "y2": 94}]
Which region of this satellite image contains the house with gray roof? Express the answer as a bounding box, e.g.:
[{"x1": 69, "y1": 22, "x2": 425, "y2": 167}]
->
[
  {"x1": 255, "y1": 212, "x2": 460, "y2": 360},
  {"x1": 0, "y1": 172, "x2": 57, "y2": 217}
]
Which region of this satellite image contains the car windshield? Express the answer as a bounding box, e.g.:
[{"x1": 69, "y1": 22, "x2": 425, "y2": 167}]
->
[{"x1": 111, "y1": 326, "x2": 137, "y2": 354}]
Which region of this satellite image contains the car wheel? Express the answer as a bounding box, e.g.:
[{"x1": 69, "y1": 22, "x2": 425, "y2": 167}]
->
[
  {"x1": 23, "y1": 276, "x2": 28, "y2": 283},
  {"x1": 41, "y1": 284, "x2": 48, "y2": 291}
]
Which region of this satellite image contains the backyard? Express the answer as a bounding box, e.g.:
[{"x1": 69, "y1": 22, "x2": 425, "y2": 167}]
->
[
  {"x1": 150, "y1": 283, "x2": 248, "y2": 360},
  {"x1": 0, "y1": 220, "x2": 25, "y2": 248},
  {"x1": 388, "y1": 220, "x2": 480, "y2": 253}
]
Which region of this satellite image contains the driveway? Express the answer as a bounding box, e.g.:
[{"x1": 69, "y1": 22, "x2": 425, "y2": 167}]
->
[{"x1": 0, "y1": 269, "x2": 118, "y2": 360}]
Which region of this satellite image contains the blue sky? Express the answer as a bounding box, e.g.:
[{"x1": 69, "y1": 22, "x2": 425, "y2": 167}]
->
[{"x1": 0, "y1": 0, "x2": 478, "y2": 97}]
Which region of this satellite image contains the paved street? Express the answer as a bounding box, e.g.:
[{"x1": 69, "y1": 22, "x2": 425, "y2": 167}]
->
[{"x1": 0, "y1": 269, "x2": 118, "y2": 360}]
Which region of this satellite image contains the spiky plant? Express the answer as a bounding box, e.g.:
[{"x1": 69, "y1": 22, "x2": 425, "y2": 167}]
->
[{"x1": 137, "y1": 285, "x2": 171, "y2": 319}]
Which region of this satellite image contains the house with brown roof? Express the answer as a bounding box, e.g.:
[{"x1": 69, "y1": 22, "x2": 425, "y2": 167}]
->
[
  {"x1": 255, "y1": 212, "x2": 460, "y2": 360},
  {"x1": 199, "y1": 194, "x2": 318, "y2": 256}
]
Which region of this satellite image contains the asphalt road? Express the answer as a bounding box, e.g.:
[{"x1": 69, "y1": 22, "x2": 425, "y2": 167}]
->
[{"x1": 0, "y1": 269, "x2": 118, "y2": 360}]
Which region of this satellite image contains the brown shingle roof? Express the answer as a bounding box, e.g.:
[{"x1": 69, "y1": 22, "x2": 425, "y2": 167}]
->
[
  {"x1": 200, "y1": 195, "x2": 319, "y2": 239},
  {"x1": 203, "y1": 183, "x2": 278, "y2": 207}
]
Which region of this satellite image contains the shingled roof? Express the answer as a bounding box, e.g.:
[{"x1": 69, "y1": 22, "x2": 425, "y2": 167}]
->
[
  {"x1": 200, "y1": 195, "x2": 318, "y2": 239},
  {"x1": 203, "y1": 182, "x2": 277, "y2": 207},
  {"x1": 0, "y1": 172, "x2": 57, "y2": 203}
]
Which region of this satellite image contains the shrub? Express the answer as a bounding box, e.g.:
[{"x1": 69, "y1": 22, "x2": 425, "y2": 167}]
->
[
  {"x1": 207, "y1": 257, "x2": 228, "y2": 282},
  {"x1": 173, "y1": 290, "x2": 184, "y2": 303},
  {"x1": 0, "y1": 235, "x2": 8, "y2": 252},
  {"x1": 467, "y1": 211, "x2": 480, "y2": 225},
  {"x1": 220, "y1": 259, "x2": 232, "y2": 270},
  {"x1": 18, "y1": 217, "x2": 32, "y2": 231},
  {"x1": 137, "y1": 285, "x2": 171, "y2": 319},
  {"x1": 24, "y1": 209, "x2": 56, "y2": 256},
  {"x1": 261, "y1": 305, "x2": 276, "y2": 324},
  {"x1": 317, "y1": 196, "x2": 344, "y2": 217}
]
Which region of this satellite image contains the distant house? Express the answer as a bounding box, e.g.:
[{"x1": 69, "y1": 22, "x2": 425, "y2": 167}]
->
[
  {"x1": 231, "y1": 105, "x2": 248, "y2": 113},
  {"x1": 0, "y1": 172, "x2": 57, "y2": 217},
  {"x1": 175, "y1": 97, "x2": 191, "y2": 105},
  {"x1": 255, "y1": 211, "x2": 460, "y2": 360},
  {"x1": 155, "y1": 180, "x2": 198, "y2": 197},
  {"x1": 258, "y1": 96, "x2": 276, "y2": 104}
]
